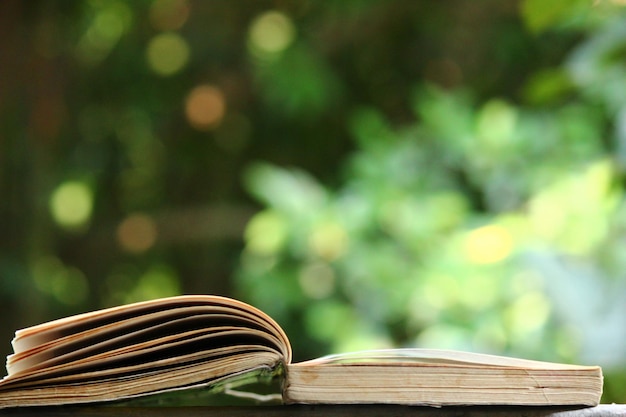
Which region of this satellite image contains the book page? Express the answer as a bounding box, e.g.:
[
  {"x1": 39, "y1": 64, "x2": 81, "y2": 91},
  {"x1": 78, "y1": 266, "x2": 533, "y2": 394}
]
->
[
  {"x1": 285, "y1": 349, "x2": 603, "y2": 406},
  {"x1": 0, "y1": 295, "x2": 293, "y2": 408},
  {"x1": 11, "y1": 295, "x2": 292, "y2": 364},
  {"x1": 8, "y1": 308, "x2": 282, "y2": 376},
  {"x1": 293, "y1": 348, "x2": 599, "y2": 370},
  {"x1": 0, "y1": 352, "x2": 282, "y2": 408}
]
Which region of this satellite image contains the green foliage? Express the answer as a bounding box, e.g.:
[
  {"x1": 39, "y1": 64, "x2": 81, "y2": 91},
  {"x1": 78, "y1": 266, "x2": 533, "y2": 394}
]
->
[
  {"x1": 253, "y1": 45, "x2": 344, "y2": 118},
  {"x1": 236, "y1": 3, "x2": 626, "y2": 402},
  {"x1": 238, "y1": 90, "x2": 623, "y2": 361},
  {"x1": 520, "y1": 0, "x2": 587, "y2": 33}
]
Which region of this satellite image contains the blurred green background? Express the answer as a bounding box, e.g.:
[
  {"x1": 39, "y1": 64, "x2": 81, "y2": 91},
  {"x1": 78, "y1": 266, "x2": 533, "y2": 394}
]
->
[{"x1": 1, "y1": 0, "x2": 626, "y2": 403}]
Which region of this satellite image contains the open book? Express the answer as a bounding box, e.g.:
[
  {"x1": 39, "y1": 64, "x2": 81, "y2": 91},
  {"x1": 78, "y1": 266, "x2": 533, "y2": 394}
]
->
[{"x1": 0, "y1": 295, "x2": 603, "y2": 408}]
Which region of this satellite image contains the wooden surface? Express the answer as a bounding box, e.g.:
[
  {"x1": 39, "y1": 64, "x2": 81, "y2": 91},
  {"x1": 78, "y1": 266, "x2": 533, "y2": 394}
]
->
[{"x1": 0, "y1": 404, "x2": 624, "y2": 417}]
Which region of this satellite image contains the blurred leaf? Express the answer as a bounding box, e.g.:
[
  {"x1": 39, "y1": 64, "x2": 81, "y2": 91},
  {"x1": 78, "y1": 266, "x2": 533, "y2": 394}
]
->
[
  {"x1": 522, "y1": 68, "x2": 574, "y2": 105},
  {"x1": 567, "y1": 18, "x2": 626, "y2": 113},
  {"x1": 253, "y1": 44, "x2": 343, "y2": 118},
  {"x1": 244, "y1": 163, "x2": 327, "y2": 216},
  {"x1": 304, "y1": 300, "x2": 356, "y2": 343},
  {"x1": 475, "y1": 99, "x2": 518, "y2": 148},
  {"x1": 520, "y1": 0, "x2": 587, "y2": 33},
  {"x1": 528, "y1": 159, "x2": 617, "y2": 254},
  {"x1": 244, "y1": 210, "x2": 289, "y2": 256},
  {"x1": 349, "y1": 107, "x2": 395, "y2": 151},
  {"x1": 413, "y1": 85, "x2": 474, "y2": 149}
]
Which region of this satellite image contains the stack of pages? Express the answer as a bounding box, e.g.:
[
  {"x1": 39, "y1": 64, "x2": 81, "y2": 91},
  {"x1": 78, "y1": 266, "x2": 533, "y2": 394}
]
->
[{"x1": 0, "y1": 295, "x2": 603, "y2": 408}]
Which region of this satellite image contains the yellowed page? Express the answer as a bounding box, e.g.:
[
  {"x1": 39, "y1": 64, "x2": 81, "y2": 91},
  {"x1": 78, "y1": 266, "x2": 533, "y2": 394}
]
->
[{"x1": 295, "y1": 348, "x2": 599, "y2": 370}]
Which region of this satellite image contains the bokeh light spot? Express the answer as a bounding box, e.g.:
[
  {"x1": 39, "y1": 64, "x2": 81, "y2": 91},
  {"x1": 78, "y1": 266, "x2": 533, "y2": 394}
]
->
[
  {"x1": 505, "y1": 291, "x2": 551, "y2": 339},
  {"x1": 117, "y1": 213, "x2": 158, "y2": 254},
  {"x1": 308, "y1": 222, "x2": 349, "y2": 261},
  {"x1": 248, "y1": 11, "x2": 295, "y2": 57},
  {"x1": 33, "y1": 257, "x2": 89, "y2": 306},
  {"x1": 463, "y1": 224, "x2": 513, "y2": 264},
  {"x1": 76, "y1": 2, "x2": 132, "y2": 66},
  {"x1": 245, "y1": 211, "x2": 288, "y2": 256},
  {"x1": 146, "y1": 32, "x2": 190, "y2": 76},
  {"x1": 299, "y1": 262, "x2": 335, "y2": 299},
  {"x1": 94, "y1": 9, "x2": 125, "y2": 43},
  {"x1": 476, "y1": 99, "x2": 518, "y2": 145},
  {"x1": 185, "y1": 85, "x2": 226, "y2": 130},
  {"x1": 126, "y1": 265, "x2": 180, "y2": 303},
  {"x1": 49, "y1": 181, "x2": 94, "y2": 230}
]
